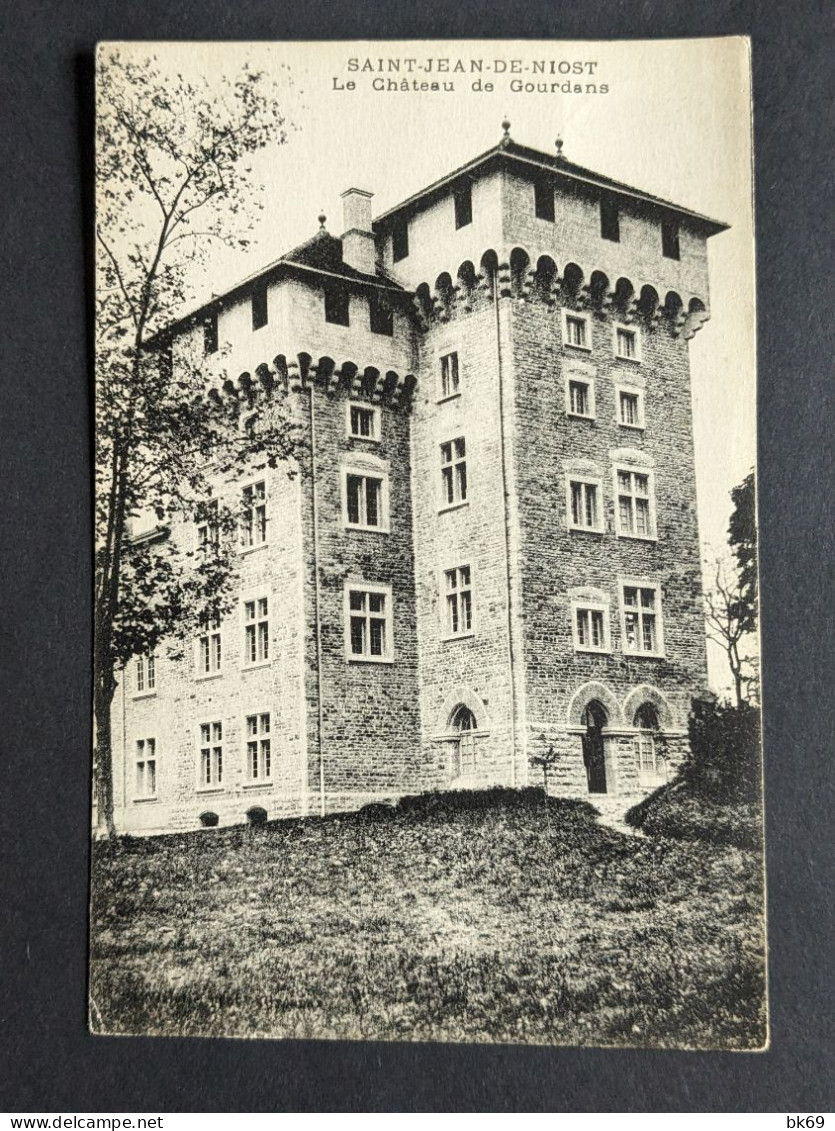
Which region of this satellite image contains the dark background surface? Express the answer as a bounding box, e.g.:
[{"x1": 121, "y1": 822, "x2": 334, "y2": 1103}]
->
[{"x1": 1, "y1": 0, "x2": 832, "y2": 1113}]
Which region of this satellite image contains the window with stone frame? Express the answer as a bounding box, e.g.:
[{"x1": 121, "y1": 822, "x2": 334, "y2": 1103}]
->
[
  {"x1": 621, "y1": 584, "x2": 663, "y2": 656},
  {"x1": 135, "y1": 738, "x2": 157, "y2": 799},
  {"x1": 568, "y1": 477, "x2": 602, "y2": 532},
  {"x1": 614, "y1": 324, "x2": 641, "y2": 361},
  {"x1": 197, "y1": 615, "x2": 222, "y2": 676},
  {"x1": 616, "y1": 467, "x2": 655, "y2": 539},
  {"x1": 440, "y1": 437, "x2": 467, "y2": 508},
  {"x1": 444, "y1": 565, "x2": 473, "y2": 638},
  {"x1": 566, "y1": 376, "x2": 595, "y2": 419},
  {"x1": 344, "y1": 470, "x2": 387, "y2": 531},
  {"x1": 563, "y1": 311, "x2": 591, "y2": 350},
  {"x1": 574, "y1": 605, "x2": 609, "y2": 652},
  {"x1": 199, "y1": 721, "x2": 223, "y2": 787},
  {"x1": 241, "y1": 480, "x2": 267, "y2": 548},
  {"x1": 346, "y1": 585, "x2": 392, "y2": 661},
  {"x1": 347, "y1": 403, "x2": 379, "y2": 440},
  {"x1": 439, "y1": 351, "x2": 460, "y2": 399},
  {"x1": 617, "y1": 386, "x2": 645, "y2": 429},
  {"x1": 245, "y1": 712, "x2": 271, "y2": 781},
  {"x1": 196, "y1": 498, "x2": 220, "y2": 552},
  {"x1": 135, "y1": 653, "x2": 156, "y2": 694},
  {"x1": 243, "y1": 597, "x2": 269, "y2": 665},
  {"x1": 633, "y1": 703, "x2": 665, "y2": 780}
]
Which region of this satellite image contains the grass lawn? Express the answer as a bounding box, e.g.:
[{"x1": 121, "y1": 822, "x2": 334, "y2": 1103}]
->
[{"x1": 89, "y1": 788, "x2": 767, "y2": 1048}]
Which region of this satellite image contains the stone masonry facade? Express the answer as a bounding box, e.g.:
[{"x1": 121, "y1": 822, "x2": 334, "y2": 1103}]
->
[{"x1": 111, "y1": 130, "x2": 725, "y2": 834}]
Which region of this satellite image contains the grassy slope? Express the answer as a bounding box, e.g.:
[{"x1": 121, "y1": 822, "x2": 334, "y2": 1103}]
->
[{"x1": 90, "y1": 789, "x2": 766, "y2": 1048}]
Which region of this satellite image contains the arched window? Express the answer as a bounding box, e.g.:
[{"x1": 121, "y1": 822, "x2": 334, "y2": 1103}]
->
[
  {"x1": 634, "y1": 703, "x2": 663, "y2": 780},
  {"x1": 450, "y1": 704, "x2": 478, "y2": 779}
]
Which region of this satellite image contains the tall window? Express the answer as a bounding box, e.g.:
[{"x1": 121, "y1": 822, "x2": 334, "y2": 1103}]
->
[
  {"x1": 135, "y1": 653, "x2": 156, "y2": 694},
  {"x1": 453, "y1": 182, "x2": 472, "y2": 229},
  {"x1": 634, "y1": 704, "x2": 663, "y2": 778},
  {"x1": 369, "y1": 293, "x2": 393, "y2": 336},
  {"x1": 440, "y1": 437, "x2": 467, "y2": 507},
  {"x1": 135, "y1": 738, "x2": 157, "y2": 798},
  {"x1": 203, "y1": 312, "x2": 218, "y2": 355},
  {"x1": 534, "y1": 177, "x2": 555, "y2": 221},
  {"x1": 346, "y1": 586, "x2": 392, "y2": 661},
  {"x1": 440, "y1": 351, "x2": 460, "y2": 399},
  {"x1": 392, "y1": 217, "x2": 409, "y2": 262},
  {"x1": 615, "y1": 325, "x2": 640, "y2": 361},
  {"x1": 345, "y1": 472, "x2": 386, "y2": 530},
  {"x1": 348, "y1": 404, "x2": 378, "y2": 440},
  {"x1": 450, "y1": 705, "x2": 478, "y2": 778},
  {"x1": 241, "y1": 481, "x2": 267, "y2": 548},
  {"x1": 600, "y1": 196, "x2": 620, "y2": 242},
  {"x1": 444, "y1": 566, "x2": 473, "y2": 637},
  {"x1": 198, "y1": 616, "x2": 222, "y2": 675},
  {"x1": 618, "y1": 389, "x2": 644, "y2": 428},
  {"x1": 566, "y1": 377, "x2": 594, "y2": 418},
  {"x1": 245, "y1": 713, "x2": 271, "y2": 782},
  {"x1": 244, "y1": 598, "x2": 269, "y2": 665},
  {"x1": 324, "y1": 283, "x2": 350, "y2": 326},
  {"x1": 575, "y1": 607, "x2": 607, "y2": 651},
  {"x1": 563, "y1": 312, "x2": 590, "y2": 350},
  {"x1": 199, "y1": 722, "x2": 223, "y2": 787},
  {"x1": 252, "y1": 284, "x2": 268, "y2": 331},
  {"x1": 616, "y1": 469, "x2": 654, "y2": 538},
  {"x1": 661, "y1": 217, "x2": 680, "y2": 260},
  {"x1": 569, "y1": 479, "x2": 601, "y2": 531},
  {"x1": 622, "y1": 585, "x2": 662, "y2": 655},
  {"x1": 196, "y1": 499, "x2": 219, "y2": 551}
]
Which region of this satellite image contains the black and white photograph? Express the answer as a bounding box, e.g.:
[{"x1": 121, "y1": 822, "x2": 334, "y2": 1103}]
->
[{"x1": 89, "y1": 38, "x2": 765, "y2": 1049}]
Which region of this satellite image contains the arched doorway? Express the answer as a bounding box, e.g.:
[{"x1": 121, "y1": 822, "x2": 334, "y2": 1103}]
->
[
  {"x1": 581, "y1": 700, "x2": 608, "y2": 793},
  {"x1": 450, "y1": 704, "x2": 478, "y2": 780}
]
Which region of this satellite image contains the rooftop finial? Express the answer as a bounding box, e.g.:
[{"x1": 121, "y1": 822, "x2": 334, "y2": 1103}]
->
[
  {"x1": 501, "y1": 117, "x2": 511, "y2": 145},
  {"x1": 555, "y1": 136, "x2": 564, "y2": 160},
  {"x1": 317, "y1": 210, "x2": 327, "y2": 230}
]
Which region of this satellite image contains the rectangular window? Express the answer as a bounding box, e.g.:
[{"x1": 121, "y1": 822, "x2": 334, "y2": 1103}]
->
[
  {"x1": 199, "y1": 721, "x2": 223, "y2": 787},
  {"x1": 440, "y1": 351, "x2": 460, "y2": 399},
  {"x1": 392, "y1": 217, "x2": 409, "y2": 262},
  {"x1": 348, "y1": 404, "x2": 378, "y2": 440},
  {"x1": 203, "y1": 312, "x2": 218, "y2": 355},
  {"x1": 661, "y1": 217, "x2": 680, "y2": 260},
  {"x1": 198, "y1": 616, "x2": 222, "y2": 675},
  {"x1": 601, "y1": 196, "x2": 620, "y2": 242},
  {"x1": 245, "y1": 713, "x2": 271, "y2": 781},
  {"x1": 241, "y1": 481, "x2": 267, "y2": 548},
  {"x1": 575, "y1": 607, "x2": 607, "y2": 651},
  {"x1": 369, "y1": 293, "x2": 394, "y2": 336},
  {"x1": 563, "y1": 312, "x2": 590, "y2": 350},
  {"x1": 569, "y1": 480, "x2": 600, "y2": 531},
  {"x1": 324, "y1": 283, "x2": 350, "y2": 326},
  {"x1": 244, "y1": 597, "x2": 269, "y2": 665},
  {"x1": 618, "y1": 389, "x2": 644, "y2": 428},
  {"x1": 346, "y1": 586, "x2": 392, "y2": 661},
  {"x1": 252, "y1": 284, "x2": 268, "y2": 331},
  {"x1": 135, "y1": 738, "x2": 157, "y2": 798},
  {"x1": 453, "y1": 182, "x2": 472, "y2": 229},
  {"x1": 534, "y1": 177, "x2": 555, "y2": 222},
  {"x1": 615, "y1": 325, "x2": 640, "y2": 361},
  {"x1": 345, "y1": 473, "x2": 385, "y2": 530},
  {"x1": 617, "y1": 469, "x2": 654, "y2": 538},
  {"x1": 622, "y1": 585, "x2": 662, "y2": 655},
  {"x1": 567, "y1": 379, "x2": 593, "y2": 418},
  {"x1": 444, "y1": 566, "x2": 473, "y2": 638},
  {"x1": 196, "y1": 499, "x2": 220, "y2": 552},
  {"x1": 440, "y1": 437, "x2": 467, "y2": 507},
  {"x1": 135, "y1": 653, "x2": 156, "y2": 694}
]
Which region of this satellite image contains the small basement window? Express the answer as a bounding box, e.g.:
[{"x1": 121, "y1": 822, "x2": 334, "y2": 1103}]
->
[
  {"x1": 453, "y1": 183, "x2": 472, "y2": 230},
  {"x1": 324, "y1": 283, "x2": 350, "y2": 326},
  {"x1": 661, "y1": 218, "x2": 680, "y2": 260}
]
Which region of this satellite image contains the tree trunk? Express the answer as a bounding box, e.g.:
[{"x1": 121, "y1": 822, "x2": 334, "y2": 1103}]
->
[{"x1": 94, "y1": 661, "x2": 118, "y2": 841}]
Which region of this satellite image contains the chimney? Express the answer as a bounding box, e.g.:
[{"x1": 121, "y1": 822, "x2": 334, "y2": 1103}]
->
[{"x1": 340, "y1": 188, "x2": 375, "y2": 275}]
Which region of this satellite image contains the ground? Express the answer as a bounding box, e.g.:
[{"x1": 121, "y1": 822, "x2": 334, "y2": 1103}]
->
[{"x1": 89, "y1": 788, "x2": 767, "y2": 1048}]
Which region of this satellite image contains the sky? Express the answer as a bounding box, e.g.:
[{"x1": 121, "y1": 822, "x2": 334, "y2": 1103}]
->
[{"x1": 109, "y1": 39, "x2": 756, "y2": 693}]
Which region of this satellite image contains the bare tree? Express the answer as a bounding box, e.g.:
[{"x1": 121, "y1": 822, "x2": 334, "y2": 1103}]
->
[
  {"x1": 704, "y1": 554, "x2": 759, "y2": 709},
  {"x1": 95, "y1": 50, "x2": 301, "y2": 838}
]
